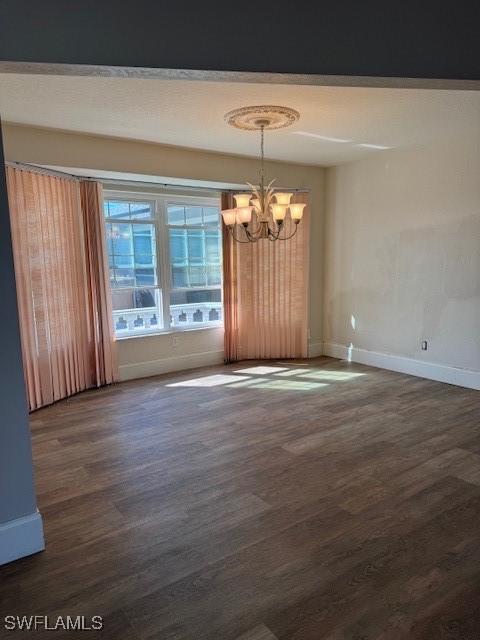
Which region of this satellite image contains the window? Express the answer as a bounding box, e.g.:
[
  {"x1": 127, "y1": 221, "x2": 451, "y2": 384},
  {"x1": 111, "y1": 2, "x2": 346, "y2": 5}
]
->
[{"x1": 104, "y1": 193, "x2": 223, "y2": 337}]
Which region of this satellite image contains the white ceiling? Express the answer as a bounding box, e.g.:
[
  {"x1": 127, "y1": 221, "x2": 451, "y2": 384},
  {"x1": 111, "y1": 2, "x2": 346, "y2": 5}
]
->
[{"x1": 1, "y1": 74, "x2": 480, "y2": 166}]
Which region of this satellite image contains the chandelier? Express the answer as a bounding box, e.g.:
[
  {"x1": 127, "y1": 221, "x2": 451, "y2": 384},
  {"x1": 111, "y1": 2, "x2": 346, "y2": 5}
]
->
[{"x1": 221, "y1": 105, "x2": 306, "y2": 243}]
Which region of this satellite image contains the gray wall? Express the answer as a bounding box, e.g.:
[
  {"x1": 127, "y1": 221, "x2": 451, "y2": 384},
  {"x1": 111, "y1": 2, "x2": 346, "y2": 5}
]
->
[
  {"x1": 1, "y1": 1, "x2": 480, "y2": 80},
  {"x1": 0, "y1": 120, "x2": 38, "y2": 524}
]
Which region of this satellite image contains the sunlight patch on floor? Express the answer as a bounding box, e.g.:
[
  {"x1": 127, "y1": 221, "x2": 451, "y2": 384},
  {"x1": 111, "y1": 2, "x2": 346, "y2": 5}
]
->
[
  {"x1": 167, "y1": 374, "x2": 251, "y2": 387},
  {"x1": 299, "y1": 370, "x2": 366, "y2": 381},
  {"x1": 254, "y1": 380, "x2": 328, "y2": 391},
  {"x1": 226, "y1": 377, "x2": 270, "y2": 388},
  {"x1": 234, "y1": 366, "x2": 290, "y2": 375},
  {"x1": 273, "y1": 368, "x2": 314, "y2": 377},
  {"x1": 166, "y1": 365, "x2": 366, "y2": 390}
]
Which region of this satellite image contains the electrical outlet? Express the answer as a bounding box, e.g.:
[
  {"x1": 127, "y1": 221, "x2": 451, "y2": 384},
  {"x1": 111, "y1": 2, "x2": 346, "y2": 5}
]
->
[
  {"x1": 172, "y1": 335, "x2": 179, "y2": 348},
  {"x1": 421, "y1": 340, "x2": 428, "y2": 351}
]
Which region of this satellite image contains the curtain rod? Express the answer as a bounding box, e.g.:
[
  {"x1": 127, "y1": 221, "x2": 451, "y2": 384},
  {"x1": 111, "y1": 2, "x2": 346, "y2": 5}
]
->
[
  {"x1": 103, "y1": 178, "x2": 310, "y2": 194},
  {"x1": 5, "y1": 161, "x2": 311, "y2": 194},
  {"x1": 6, "y1": 161, "x2": 84, "y2": 180}
]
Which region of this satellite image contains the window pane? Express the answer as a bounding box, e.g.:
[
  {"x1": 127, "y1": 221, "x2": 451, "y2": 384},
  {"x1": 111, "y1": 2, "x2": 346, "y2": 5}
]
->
[
  {"x1": 187, "y1": 229, "x2": 204, "y2": 264},
  {"x1": 108, "y1": 222, "x2": 156, "y2": 289},
  {"x1": 135, "y1": 254, "x2": 155, "y2": 267},
  {"x1": 207, "y1": 265, "x2": 221, "y2": 286},
  {"x1": 205, "y1": 231, "x2": 221, "y2": 263},
  {"x1": 105, "y1": 200, "x2": 153, "y2": 220},
  {"x1": 129, "y1": 202, "x2": 153, "y2": 219},
  {"x1": 185, "y1": 206, "x2": 203, "y2": 225},
  {"x1": 112, "y1": 289, "x2": 135, "y2": 311},
  {"x1": 133, "y1": 224, "x2": 155, "y2": 254},
  {"x1": 170, "y1": 288, "x2": 222, "y2": 327},
  {"x1": 167, "y1": 205, "x2": 185, "y2": 225},
  {"x1": 169, "y1": 229, "x2": 187, "y2": 264},
  {"x1": 132, "y1": 224, "x2": 156, "y2": 286},
  {"x1": 114, "y1": 254, "x2": 134, "y2": 268},
  {"x1": 203, "y1": 207, "x2": 219, "y2": 225},
  {"x1": 105, "y1": 223, "x2": 114, "y2": 254},
  {"x1": 112, "y1": 287, "x2": 158, "y2": 311},
  {"x1": 172, "y1": 266, "x2": 188, "y2": 288},
  {"x1": 114, "y1": 267, "x2": 135, "y2": 287},
  {"x1": 170, "y1": 289, "x2": 221, "y2": 305},
  {"x1": 107, "y1": 201, "x2": 130, "y2": 219},
  {"x1": 188, "y1": 265, "x2": 207, "y2": 287},
  {"x1": 135, "y1": 268, "x2": 156, "y2": 286},
  {"x1": 110, "y1": 223, "x2": 133, "y2": 254},
  {"x1": 133, "y1": 288, "x2": 157, "y2": 308},
  {"x1": 169, "y1": 214, "x2": 221, "y2": 292}
]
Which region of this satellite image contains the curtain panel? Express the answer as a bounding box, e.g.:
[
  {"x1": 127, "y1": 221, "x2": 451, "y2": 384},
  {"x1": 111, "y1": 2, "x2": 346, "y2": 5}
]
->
[
  {"x1": 6, "y1": 166, "x2": 117, "y2": 411},
  {"x1": 80, "y1": 181, "x2": 117, "y2": 386},
  {"x1": 222, "y1": 192, "x2": 309, "y2": 362}
]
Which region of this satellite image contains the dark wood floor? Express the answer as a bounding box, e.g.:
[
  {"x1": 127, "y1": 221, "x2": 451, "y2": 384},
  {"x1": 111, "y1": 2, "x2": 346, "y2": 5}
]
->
[{"x1": 1, "y1": 356, "x2": 480, "y2": 639}]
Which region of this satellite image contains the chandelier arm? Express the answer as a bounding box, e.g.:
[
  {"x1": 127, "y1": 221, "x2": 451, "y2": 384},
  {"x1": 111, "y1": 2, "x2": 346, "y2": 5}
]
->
[
  {"x1": 276, "y1": 224, "x2": 300, "y2": 241},
  {"x1": 244, "y1": 227, "x2": 256, "y2": 242},
  {"x1": 227, "y1": 223, "x2": 300, "y2": 243},
  {"x1": 267, "y1": 224, "x2": 282, "y2": 241},
  {"x1": 244, "y1": 225, "x2": 263, "y2": 240},
  {"x1": 227, "y1": 224, "x2": 256, "y2": 244}
]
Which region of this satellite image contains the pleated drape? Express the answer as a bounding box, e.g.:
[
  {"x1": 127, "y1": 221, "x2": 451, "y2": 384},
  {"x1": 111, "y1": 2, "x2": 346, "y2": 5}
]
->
[
  {"x1": 222, "y1": 192, "x2": 309, "y2": 361},
  {"x1": 80, "y1": 181, "x2": 117, "y2": 386},
  {"x1": 6, "y1": 166, "x2": 118, "y2": 411}
]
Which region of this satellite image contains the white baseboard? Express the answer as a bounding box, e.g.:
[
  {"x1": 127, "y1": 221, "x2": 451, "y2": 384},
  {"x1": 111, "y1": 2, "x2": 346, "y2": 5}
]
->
[
  {"x1": 119, "y1": 349, "x2": 225, "y2": 381},
  {"x1": 323, "y1": 342, "x2": 480, "y2": 391},
  {"x1": 308, "y1": 341, "x2": 324, "y2": 358},
  {"x1": 0, "y1": 510, "x2": 45, "y2": 566}
]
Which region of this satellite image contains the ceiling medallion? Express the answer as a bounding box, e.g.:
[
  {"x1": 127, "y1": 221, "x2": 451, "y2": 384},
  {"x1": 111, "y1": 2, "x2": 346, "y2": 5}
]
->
[
  {"x1": 224, "y1": 105, "x2": 300, "y2": 131},
  {"x1": 222, "y1": 105, "x2": 305, "y2": 243}
]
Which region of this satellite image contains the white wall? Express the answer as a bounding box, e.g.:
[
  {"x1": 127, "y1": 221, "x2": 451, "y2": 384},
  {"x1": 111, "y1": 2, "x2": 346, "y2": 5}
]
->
[
  {"x1": 117, "y1": 327, "x2": 224, "y2": 380},
  {"x1": 324, "y1": 136, "x2": 480, "y2": 384},
  {"x1": 4, "y1": 124, "x2": 325, "y2": 378}
]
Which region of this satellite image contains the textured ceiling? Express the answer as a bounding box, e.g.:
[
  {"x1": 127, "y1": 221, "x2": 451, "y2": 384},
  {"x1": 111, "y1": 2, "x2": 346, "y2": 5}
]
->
[{"x1": 1, "y1": 74, "x2": 480, "y2": 166}]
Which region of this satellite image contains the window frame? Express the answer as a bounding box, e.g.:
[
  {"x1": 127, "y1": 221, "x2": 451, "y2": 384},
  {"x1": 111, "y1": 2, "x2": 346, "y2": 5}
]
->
[{"x1": 104, "y1": 189, "x2": 223, "y2": 339}]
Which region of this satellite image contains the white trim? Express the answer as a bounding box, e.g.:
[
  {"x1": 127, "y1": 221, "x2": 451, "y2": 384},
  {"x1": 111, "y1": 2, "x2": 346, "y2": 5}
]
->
[
  {"x1": 105, "y1": 188, "x2": 220, "y2": 206},
  {"x1": 0, "y1": 510, "x2": 45, "y2": 566},
  {"x1": 323, "y1": 342, "x2": 480, "y2": 391},
  {"x1": 118, "y1": 349, "x2": 225, "y2": 381},
  {"x1": 3, "y1": 62, "x2": 480, "y2": 91},
  {"x1": 308, "y1": 341, "x2": 324, "y2": 358}
]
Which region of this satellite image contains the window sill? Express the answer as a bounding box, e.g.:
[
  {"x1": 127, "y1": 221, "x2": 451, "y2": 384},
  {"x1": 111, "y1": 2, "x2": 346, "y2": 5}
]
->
[{"x1": 115, "y1": 323, "x2": 224, "y2": 341}]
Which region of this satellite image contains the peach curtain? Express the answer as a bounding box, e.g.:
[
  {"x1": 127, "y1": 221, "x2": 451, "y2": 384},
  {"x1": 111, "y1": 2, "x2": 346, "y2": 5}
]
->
[
  {"x1": 222, "y1": 192, "x2": 309, "y2": 361},
  {"x1": 6, "y1": 166, "x2": 117, "y2": 411},
  {"x1": 80, "y1": 181, "x2": 117, "y2": 387}
]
